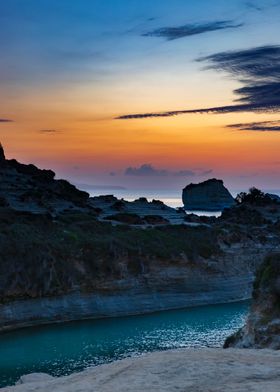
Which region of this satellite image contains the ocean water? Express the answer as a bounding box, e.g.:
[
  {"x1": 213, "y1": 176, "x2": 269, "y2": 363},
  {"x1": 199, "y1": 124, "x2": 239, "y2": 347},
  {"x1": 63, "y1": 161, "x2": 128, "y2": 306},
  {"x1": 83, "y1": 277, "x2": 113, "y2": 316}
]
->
[
  {"x1": 0, "y1": 301, "x2": 249, "y2": 387},
  {"x1": 85, "y1": 188, "x2": 222, "y2": 214},
  {"x1": 81, "y1": 187, "x2": 280, "y2": 210},
  {"x1": 86, "y1": 188, "x2": 185, "y2": 208}
]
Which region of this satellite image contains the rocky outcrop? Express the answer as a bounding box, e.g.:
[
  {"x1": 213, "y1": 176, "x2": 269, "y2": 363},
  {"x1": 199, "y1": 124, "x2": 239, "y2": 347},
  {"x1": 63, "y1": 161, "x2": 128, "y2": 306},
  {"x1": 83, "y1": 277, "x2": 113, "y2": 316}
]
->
[
  {"x1": 0, "y1": 144, "x2": 186, "y2": 225},
  {"x1": 3, "y1": 348, "x2": 280, "y2": 392},
  {"x1": 0, "y1": 145, "x2": 89, "y2": 216},
  {"x1": 182, "y1": 178, "x2": 236, "y2": 211},
  {"x1": 224, "y1": 253, "x2": 280, "y2": 349},
  {"x1": 90, "y1": 195, "x2": 186, "y2": 225}
]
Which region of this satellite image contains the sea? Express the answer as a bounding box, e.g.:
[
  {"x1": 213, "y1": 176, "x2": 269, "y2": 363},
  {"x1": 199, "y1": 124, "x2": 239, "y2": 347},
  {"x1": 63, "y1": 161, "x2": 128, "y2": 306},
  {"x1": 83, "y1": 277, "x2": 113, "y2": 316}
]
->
[{"x1": 81, "y1": 187, "x2": 280, "y2": 211}]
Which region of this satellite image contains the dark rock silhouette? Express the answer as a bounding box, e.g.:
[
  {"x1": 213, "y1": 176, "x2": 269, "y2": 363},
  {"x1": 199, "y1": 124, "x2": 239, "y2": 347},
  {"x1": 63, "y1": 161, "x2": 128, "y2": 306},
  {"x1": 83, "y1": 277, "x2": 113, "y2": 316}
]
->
[
  {"x1": 0, "y1": 143, "x2": 5, "y2": 164},
  {"x1": 182, "y1": 178, "x2": 236, "y2": 211},
  {"x1": 0, "y1": 143, "x2": 89, "y2": 215}
]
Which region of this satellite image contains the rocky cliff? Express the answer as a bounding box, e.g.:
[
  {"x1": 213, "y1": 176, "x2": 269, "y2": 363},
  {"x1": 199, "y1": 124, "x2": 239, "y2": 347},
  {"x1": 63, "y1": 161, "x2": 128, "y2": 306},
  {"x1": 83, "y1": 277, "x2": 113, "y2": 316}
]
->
[
  {"x1": 182, "y1": 178, "x2": 236, "y2": 211},
  {"x1": 0, "y1": 204, "x2": 270, "y2": 332},
  {"x1": 224, "y1": 253, "x2": 280, "y2": 349},
  {"x1": 1, "y1": 146, "x2": 280, "y2": 331}
]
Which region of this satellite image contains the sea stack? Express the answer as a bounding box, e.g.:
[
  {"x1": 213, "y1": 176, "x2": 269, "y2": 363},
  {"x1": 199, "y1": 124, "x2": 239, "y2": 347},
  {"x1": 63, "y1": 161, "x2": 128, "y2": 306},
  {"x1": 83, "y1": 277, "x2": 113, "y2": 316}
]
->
[{"x1": 182, "y1": 178, "x2": 236, "y2": 211}]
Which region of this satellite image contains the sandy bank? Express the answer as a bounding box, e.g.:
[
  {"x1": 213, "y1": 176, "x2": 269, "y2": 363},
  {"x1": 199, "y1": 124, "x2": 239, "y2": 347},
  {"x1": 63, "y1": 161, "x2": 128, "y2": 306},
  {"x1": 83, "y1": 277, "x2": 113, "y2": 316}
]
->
[{"x1": 2, "y1": 348, "x2": 280, "y2": 392}]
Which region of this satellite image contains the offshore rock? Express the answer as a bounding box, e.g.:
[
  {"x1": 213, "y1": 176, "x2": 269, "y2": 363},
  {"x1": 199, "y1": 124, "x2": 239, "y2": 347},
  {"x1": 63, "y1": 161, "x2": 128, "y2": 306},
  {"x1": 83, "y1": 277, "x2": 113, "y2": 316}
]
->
[{"x1": 183, "y1": 178, "x2": 236, "y2": 211}]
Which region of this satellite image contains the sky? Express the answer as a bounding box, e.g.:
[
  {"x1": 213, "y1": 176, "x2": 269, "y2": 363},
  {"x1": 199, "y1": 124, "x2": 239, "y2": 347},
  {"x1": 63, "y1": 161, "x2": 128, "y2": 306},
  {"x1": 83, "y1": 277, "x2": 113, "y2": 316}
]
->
[{"x1": 1, "y1": 0, "x2": 280, "y2": 194}]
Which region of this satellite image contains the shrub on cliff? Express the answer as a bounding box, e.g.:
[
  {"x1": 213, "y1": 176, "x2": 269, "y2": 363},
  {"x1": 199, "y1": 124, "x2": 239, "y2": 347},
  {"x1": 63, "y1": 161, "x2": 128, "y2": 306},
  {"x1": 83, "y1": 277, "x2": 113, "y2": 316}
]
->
[
  {"x1": 253, "y1": 253, "x2": 280, "y2": 299},
  {"x1": 220, "y1": 204, "x2": 268, "y2": 225},
  {"x1": 105, "y1": 213, "x2": 144, "y2": 225},
  {"x1": 236, "y1": 187, "x2": 273, "y2": 206},
  {"x1": 0, "y1": 209, "x2": 221, "y2": 302}
]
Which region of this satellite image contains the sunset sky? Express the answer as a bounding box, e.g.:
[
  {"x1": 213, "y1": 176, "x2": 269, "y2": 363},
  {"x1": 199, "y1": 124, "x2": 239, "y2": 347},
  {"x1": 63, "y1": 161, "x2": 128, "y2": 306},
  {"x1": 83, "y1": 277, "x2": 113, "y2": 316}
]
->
[{"x1": 1, "y1": 0, "x2": 280, "y2": 195}]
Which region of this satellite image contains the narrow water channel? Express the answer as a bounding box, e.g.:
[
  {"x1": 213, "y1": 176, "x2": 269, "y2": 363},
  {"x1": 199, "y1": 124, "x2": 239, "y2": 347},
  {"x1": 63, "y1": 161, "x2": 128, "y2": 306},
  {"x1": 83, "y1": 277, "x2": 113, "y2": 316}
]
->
[{"x1": 0, "y1": 301, "x2": 249, "y2": 387}]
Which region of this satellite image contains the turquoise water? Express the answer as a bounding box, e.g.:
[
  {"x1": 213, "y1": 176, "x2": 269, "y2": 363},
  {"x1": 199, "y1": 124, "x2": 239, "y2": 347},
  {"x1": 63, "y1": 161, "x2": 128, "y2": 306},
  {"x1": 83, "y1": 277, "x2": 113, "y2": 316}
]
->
[{"x1": 0, "y1": 301, "x2": 249, "y2": 387}]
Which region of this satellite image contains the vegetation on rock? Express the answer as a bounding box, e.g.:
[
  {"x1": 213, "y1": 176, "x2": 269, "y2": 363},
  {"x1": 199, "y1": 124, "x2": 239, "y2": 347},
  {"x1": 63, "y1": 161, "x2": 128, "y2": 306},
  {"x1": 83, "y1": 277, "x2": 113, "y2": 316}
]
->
[
  {"x1": 0, "y1": 207, "x2": 220, "y2": 303},
  {"x1": 224, "y1": 253, "x2": 280, "y2": 349}
]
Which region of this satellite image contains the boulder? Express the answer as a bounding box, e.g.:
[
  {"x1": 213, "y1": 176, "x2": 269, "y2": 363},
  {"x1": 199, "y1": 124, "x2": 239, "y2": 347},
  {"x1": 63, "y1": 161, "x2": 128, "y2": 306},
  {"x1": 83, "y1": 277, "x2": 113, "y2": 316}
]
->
[
  {"x1": 182, "y1": 178, "x2": 236, "y2": 211},
  {"x1": 16, "y1": 373, "x2": 54, "y2": 385}
]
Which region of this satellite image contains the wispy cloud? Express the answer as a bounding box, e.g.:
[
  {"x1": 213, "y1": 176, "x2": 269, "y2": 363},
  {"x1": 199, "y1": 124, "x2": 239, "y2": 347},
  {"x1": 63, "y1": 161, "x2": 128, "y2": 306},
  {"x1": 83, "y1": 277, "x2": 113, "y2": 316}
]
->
[
  {"x1": 39, "y1": 129, "x2": 59, "y2": 134},
  {"x1": 227, "y1": 120, "x2": 280, "y2": 131},
  {"x1": 0, "y1": 119, "x2": 13, "y2": 122},
  {"x1": 200, "y1": 169, "x2": 213, "y2": 175},
  {"x1": 142, "y1": 20, "x2": 242, "y2": 41},
  {"x1": 245, "y1": 0, "x2": 280, "y2": 12},
  {"x1": 117, "y1": 45, "x2": 280, "y2": 119},
  {"x1": 244, "y1": 1, "x2": 264, "y2": 11},
  {"x1": 173, "y1": 169, "x2": 195, "y2": 177}
]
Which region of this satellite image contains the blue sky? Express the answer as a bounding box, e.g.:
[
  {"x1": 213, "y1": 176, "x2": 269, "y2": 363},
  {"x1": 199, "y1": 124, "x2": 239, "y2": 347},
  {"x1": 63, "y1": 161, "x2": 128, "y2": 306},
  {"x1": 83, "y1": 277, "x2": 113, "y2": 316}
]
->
[
  {"x1": 1, "y1": 0, "x2": 279, "y2": 86},
  {"x1": 1, "y1": 0, "x2": 280, "y2": 193}
]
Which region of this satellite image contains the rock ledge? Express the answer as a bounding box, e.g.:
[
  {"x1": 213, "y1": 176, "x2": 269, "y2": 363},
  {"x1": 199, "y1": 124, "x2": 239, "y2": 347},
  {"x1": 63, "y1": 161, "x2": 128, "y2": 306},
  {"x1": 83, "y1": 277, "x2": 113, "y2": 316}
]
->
[{"x1": 2, "y1": 348, "x2": 280, "y2": 392}]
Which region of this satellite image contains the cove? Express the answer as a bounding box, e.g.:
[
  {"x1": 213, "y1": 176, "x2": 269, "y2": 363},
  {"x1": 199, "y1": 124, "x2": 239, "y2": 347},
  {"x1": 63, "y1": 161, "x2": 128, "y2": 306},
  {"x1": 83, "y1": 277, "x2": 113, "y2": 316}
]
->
[{"x1": 0, "y1": 301, "x2": 249, "y2": 387}]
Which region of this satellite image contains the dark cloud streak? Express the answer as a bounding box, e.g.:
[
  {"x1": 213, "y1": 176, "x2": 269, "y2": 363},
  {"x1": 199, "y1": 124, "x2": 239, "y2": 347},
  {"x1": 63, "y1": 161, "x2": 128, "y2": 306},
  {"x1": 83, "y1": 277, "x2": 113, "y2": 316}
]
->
[
  {"x1": 227, "y1": 120, "x2": 280, "y2": 131},
  {"x1": 117, "y1": 103, "x2": 279, "y2": 119},
  {"x1": 142, "y1": 20, "x2": 242, "y2": 40},
  {"x1": 117, "y1": 45, "x2": 280, "y2": 119},
  {"x1": 39, "y1": 129, "x2": 59, "y2": 133},
  {"x1": 0, "y1": 119, "x2": 13, "y2": 122}
]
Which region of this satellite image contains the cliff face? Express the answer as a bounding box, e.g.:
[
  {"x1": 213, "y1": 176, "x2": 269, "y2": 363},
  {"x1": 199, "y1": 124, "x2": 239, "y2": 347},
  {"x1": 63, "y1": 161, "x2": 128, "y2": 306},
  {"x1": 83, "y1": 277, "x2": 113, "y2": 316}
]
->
[
  {"x1": 224, "y1": 253, "x2": 280, "y2": 349},
  {"x1": 1, "y1": 204, "x2": 280, "y2": 331},
  {"x1": 182, "y1": 179, "x2": 236, "y2": 211}
]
